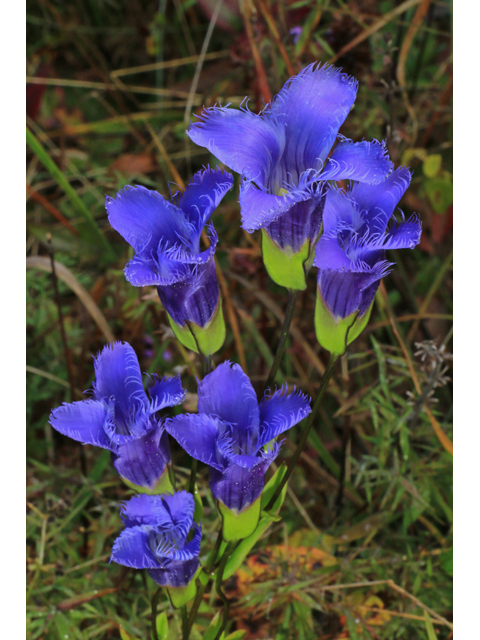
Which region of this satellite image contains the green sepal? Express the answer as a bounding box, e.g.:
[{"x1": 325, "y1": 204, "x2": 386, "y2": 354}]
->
[
  {"x1": 217, "y1": 495, "x2": 261, "y2": 542},
  {"x1": 261, "y1": 463, "x2": 288, "y2": 513},
  {"x1": 193, "y1": 484, "x2": 203, "y2": 523},
  {"x1": 167, "y1": 299, "x2": 226, "y2": 357},
  {"x1": 121, "y1": 465, "x2": 174, "y2": 495},
  {"x1": 223, "y1": 514, "x2": 277, "y2": 580},
  {"x1": 314, "y1": 290, "x2": 373, "y2": 356},
  {"x1": 261, "y1": 229, "x2": 311, "y2": 291},
  {"x1": 166, "y1": 568, "x2": 200, "y2": 608}
]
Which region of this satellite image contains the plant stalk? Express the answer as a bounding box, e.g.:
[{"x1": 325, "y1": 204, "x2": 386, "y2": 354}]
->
[{"x1": 263, "y1": 289, "x2": 299, "y2": 392}]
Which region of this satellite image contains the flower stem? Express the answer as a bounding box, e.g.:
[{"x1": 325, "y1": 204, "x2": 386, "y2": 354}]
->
[
  {"x1": 185, "y1": 529, "x2": 223, "y2": 637},
  {"x1": 213, "y1": 542, "x2": 235, "y2": 640},
  {"x1": 181, "y1": 606, "x2": 188, "y2": 639},
  {"x1": 263, "y1": 289, "x2": 299, "y2": 392},
  {"x1": 151, "y1": 585, "x2": 163, "y2": 640},
  {"x1": 264, "y1": 353, "x2": 338, "y2": 511}
]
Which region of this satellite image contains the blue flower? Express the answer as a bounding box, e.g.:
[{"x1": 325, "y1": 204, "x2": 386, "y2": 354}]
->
[
  {"x1": 106, "y1": 168, "x2": 233, "y2": 346},
  {"x1": 187, "y1": 63, "x2": 392, "y2": 288},
  {"x1": 312, "y1": 167, "x2": 421, "y2": 353},
  {"x1": 111, "y1": 492, "x2": 202, "y2": 588},
  {"x1": 166, "y1": 362, "x2": 311, "y2": 514},
  {"x1": 49, "y1": 342, "x2": 185, "y2": 490}
]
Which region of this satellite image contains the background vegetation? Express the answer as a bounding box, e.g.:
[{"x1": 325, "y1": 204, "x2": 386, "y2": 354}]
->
[{"x1": 26, "y1": 1, "x2": 453, "y2": 638}]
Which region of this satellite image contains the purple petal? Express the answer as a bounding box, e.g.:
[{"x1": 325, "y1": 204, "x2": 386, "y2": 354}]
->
[
  {"x1": 349, "y1": 167, "x2": 412, "y2": 235},
  {"x1": 120, "y1": 493, "x2": 174, "y2": 528},
  {"x1": 187, "y1": 106, "x2": 285, "y2": 188},
  {"x1": 176, "y1": 167, "x2": 233, "y2": 233},
  {"x1": 373, "y1": 213, "x2": 422, "y2": 251},
  {"x1": 165, "y1": 413, "x2": 224, "y2": 471},
  {"x1": 154, "y1": 523, "x2": 202, "y2": 563},
  {"x1": 110, "y1": 525, "x2": 159, "y2": 569},
  {"x1": 112, "y1": 426, "x2": 171, "y2": 488},
  {"x1": 197, "y1": 362, "x2": 259, "y2": 434},
  {"x1": 258, "y1": 387, "x2": 311, "y2": 446},
  {"x1": 124, "y1": 253, "x2": 190, "y2": 288},
  {"x1": 269, "y1": 63, "x2": 358, "y2": 182},
  {"x1": 265, "y1": 190, "x2": 326, "y2": 252},
  {"x1": 148, "y1": 375, "x2": 186, "y2": 411},
  {"x1": 209, "y1": 461, "x2": 270, "y2": 512},
  {"x1": 93, "y1": 342, "x2": 148, "y2": 418},
  {"x1": 320, "y1": 139, "x2": 393, "y2": 183},
  {"x1": 148, "y1": 557, "x2": 199, "y2": 587},
  {"x1": 106, "y1": 185, "x2": 187, "y2": 254},
  {"x1": 157, "y1": 258, "x2": 220, "y2": 327},
  {"x1": 49, "y1": 399, "x2": 113, "y2": 450},
  {"x1": 314, "y1": 233, "x2": 354, "y2": 272},
  {"x1": 318, "y1": 265, "x2": 389, "y2": 319}
]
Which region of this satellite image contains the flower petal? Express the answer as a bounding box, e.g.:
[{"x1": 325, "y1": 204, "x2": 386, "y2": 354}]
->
[
  {"x1": 157, "y1": 258, "x2": 220, "y2": 327},
  {"x1": 93, "y1": 342, "x2": 148, "y2": 419},
  {"x1": 112, "y1": 427, "x2": 170, "y2": 488},
  {"x1": 124, "y1": 253, "x2": 190, "y2": 287},
  {"x1": 110, "y1": 525, "x2": 159, "y2": 569},
  {"x1": 155, "y1": 523, "x2": 202, "y2": 563},
  {"x1": 197, "y1": 362, "x2": 260, "y2": 435},
  {"x1": 176, "y1": 167, "x2": 233, "y2": 233},
  {"x1": 209, "y1": 462, "x2": 269, "y2": 512},
  {"x1": 106, "y1": 185, "x2": 187, "y2": 254},
  {"x1": 378, "y1": 213, "x2": 422, "y2": 250},
  {"x1": 49, "y1": 399, "x2": 113, "y2": 449},
  {"x1": 269, "y1": 63, "x2": 358, "y2": 181},
  {"x1": 187, "y1": 106, "x2": 285, "y2": 188},
  {"x1": 348, "y1": 167, "x2": 412, "y2": 235},
  {"x1": 165, "y1": 414, "x2": 224, "y2": 471},
  {"x1": 148, "y1": 557, "x2": 200, "y2": 587},
  {"x1": 320, "y1": 139, "x2": 393, "y2": 183},
  {"x1": 148, "y1": 374, "x2": 186, "y2": 412},
  {"x1": 120, "y1": 493, "x2": 173, "y2": 528},
  {"x1": 258, "y1": 387, "x2": 311, "y2": 446}
]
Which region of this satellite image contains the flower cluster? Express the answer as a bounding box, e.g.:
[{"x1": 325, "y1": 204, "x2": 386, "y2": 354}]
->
[{"x1": 48, "y1": 60, "x2": 423, "y2": 602}]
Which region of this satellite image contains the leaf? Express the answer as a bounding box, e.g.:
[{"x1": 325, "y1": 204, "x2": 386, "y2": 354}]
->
[
  {"x1": 423, "y1": 154, "x2": 442, "y2": 178},
  {"x1": 223, "y1": 514, "x2": 276, "y2": 580},
  {"x1": 156, "y1": 611, "x2": 169, "y2": 640},
  {"x1": 224, "y1": 632, "x2": 246, "y2": 640},
  {"x1": 440, "y1": 548, "x2": 453, "y2": 577},
  {"x1": 424, "y1": 611, "x2": 439, "y2": 640},
  {"x1": 203, "y1": 611, "x2": 223, "y2": 640}
]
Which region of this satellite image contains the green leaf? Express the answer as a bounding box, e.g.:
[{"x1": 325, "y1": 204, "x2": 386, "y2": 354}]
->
[
  {"x1": 203, "y1": 611, "x2": 223, "y2": 640},
  {"x1": 156, "y1": 611, "x2": 169, "y2": 640},
  {"x1": 26, "y1": 127, "x2": 114, "y2": 259},
  {"x1": 440, "y1": 548, "x2": 453, "y2": 577},
  {"x1": 224, "y1": 632, "x2": 246, "y2": 640},
  {"x1": 424, "y1": 611, "x2": 439, "y2": 640},
  {"x1": 166, "y1": 578, "x2": 197, "y2": 608},
  {"x1": 223, "y1": 514, "x2": 276, "y2": 580},
  {"x1": 261, "y1": 463, "x2": 288, "y2": 512},
  {"x1": 119, "y1": 626, "x2": 131, "y2": 640},
  {"x1": 423, "y1": 154, "x2": 442, "y2": 178}
]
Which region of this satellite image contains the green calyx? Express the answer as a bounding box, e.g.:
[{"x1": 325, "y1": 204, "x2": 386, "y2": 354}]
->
[
  {"x1": 121, "y1": 465, "x2": 174, "y2": 495},
  {"x1": 167, "y1": 298, "x2": 226, "y2": 357},
  {"x1": 261, "y1": 229, "x2": 312, "y2": 291},
  {"x1": 217, "y1": 496, "x2": 261, "y2": 542},
  {"x1": 165, "y1": 569, "x2": 200, "y2": 608},
  {"x1": 314, "y1": 290, "x2": 373, "y2": 356}
]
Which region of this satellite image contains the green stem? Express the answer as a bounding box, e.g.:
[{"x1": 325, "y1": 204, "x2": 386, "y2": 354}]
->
[
  {"x1": 181, "y1": 606, "x2": 188, "y2": 639},
  {"x1": 263, "y1": 289, "x2": 299, "y2": 392},
  {"x1": 264, "y1": 353, "x2": 338, "y2": 511},
  {"x1": 151, "y1": 585, "x2": 163, "y2": 640},
  {"x1": 212, "y1": 543, "x2": 235, "y2": 640},
  {"x1": 186, "y1": 530, "x2": 223, "y2": 637}
]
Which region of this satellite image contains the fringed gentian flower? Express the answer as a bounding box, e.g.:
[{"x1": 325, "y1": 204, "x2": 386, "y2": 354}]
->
[
  {"x1": 49, "y1": 342, "x2": 185, "y2": 493},
  {"x1": 187, "y1": 63, "x2": 393, "y2": 290},
  {"x1": 313, "y1": 167, "x2": 422, "y2": 355},
  {"x1": 111, "y1": 492, "x2": 201, "y2": 603},
  {"x1": 106, "y1": 168, "x2": 233, "y2": 355},
  {"x1": 166, "y1": 362, "x2": 311, "y2": 540}
]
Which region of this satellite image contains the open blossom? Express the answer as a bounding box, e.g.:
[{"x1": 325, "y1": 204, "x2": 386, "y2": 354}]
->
[
  {"x1": 166, "y1": 362, "x2": 311, "y2": 514},
  {"x1": 106, "y1": 168, "x2": 233, "y2": 335},
  {"x1": 49, "y1": 342, "x2": 185, "y2": 490},
  {"x1": 314, "y1": 167, "x2": 422, "y2": 322},
  {"x1": 111, "y1": 492, "x2": 202, "y2": 588},
  {"x1": 187, "y1": 63, "x2": 392, "y2": 288}
]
